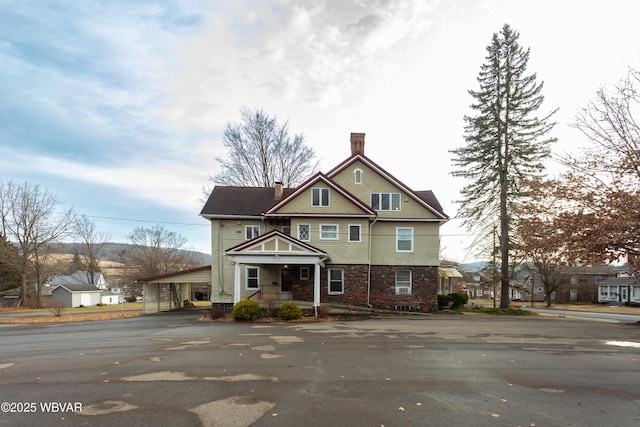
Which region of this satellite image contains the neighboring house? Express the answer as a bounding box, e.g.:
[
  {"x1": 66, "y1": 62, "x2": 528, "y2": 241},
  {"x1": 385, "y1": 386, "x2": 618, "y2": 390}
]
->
[
  {"x1": 200, "y1": 133, "x2": 448, "y2": 311},
  {"x1": 50, "y1": 272, "x2": 109, "y2": 290},
  {"x1": 1, "y1": 271, "x2": 111, "y2": 308},
  {"x1": 100, "y1": 289, "x2": 122, "y2": 305},
  {"x1": 596, "y1": 265, "x2": 640, "y2": 304},
  {"x1": 0, "y1": 283, "x2": 54, "y2": 307},
  {"x1": 51, "y1": 283, "x2": 102, "y2": 308},
  {"x1": 460, "y1": 270, "x2": 494, "y2": 301}
]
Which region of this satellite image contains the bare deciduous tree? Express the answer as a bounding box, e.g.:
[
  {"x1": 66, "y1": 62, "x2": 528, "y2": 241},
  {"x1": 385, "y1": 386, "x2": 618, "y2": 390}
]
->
[
  {"x1": 124, "y1": 225, "x2": 199, "y2": 282},
  {"x1": 513, "y1": 178, "x2": 581, "y2": 306},
  {"x1": 557, "y1": 67, "x2": 640, "y2": 265},
  {"x1": 209, "y1": 107, "x2": 319, "y2": 191},
  {"x1": 73, "y1": 215, "x2": 111, "y2": 283},
  {"x1": 0, "y1": 180, "x2": 75, "y2": 307}
]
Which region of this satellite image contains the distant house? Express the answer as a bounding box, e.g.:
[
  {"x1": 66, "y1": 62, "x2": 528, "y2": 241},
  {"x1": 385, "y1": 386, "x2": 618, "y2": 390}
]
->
[
  {"x1": 50, "y1": 272, "x2": 109, "y2": 290},
  {"x1": 596, "y1": 266, "x2": 640, "y2": 305},
  {"x1": 100, "y1": 289, "x2": 122, "y2": 305},
  {"x1": 51, "y1": 283, "x2": 102, "y2": 307},
  {"x1": 0, "y1": 283, "x2": 54, "y2": 307},
  {"x1": 49, "y1": 271, "x2": 113, "y2": 307}
]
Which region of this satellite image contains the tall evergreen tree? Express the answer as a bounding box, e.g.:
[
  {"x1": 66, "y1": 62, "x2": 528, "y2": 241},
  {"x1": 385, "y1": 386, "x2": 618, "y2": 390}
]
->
[{"x1": 450, "y1": 24, "x2": 557, "y2": 308}]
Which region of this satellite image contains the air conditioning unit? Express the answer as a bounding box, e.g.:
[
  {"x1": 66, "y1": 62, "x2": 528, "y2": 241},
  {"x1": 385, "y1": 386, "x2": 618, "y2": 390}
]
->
[{"x1": 396, "y1": 287, "x2": 410, "y2": 295}]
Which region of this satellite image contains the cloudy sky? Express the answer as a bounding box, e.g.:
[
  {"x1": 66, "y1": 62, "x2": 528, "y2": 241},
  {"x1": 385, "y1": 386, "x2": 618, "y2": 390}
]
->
[{"x1": 1, "y1": 0, "x2": 639, "y2": 261}]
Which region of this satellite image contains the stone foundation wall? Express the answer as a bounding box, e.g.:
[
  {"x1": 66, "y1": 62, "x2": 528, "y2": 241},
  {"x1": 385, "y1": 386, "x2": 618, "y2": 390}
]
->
[{"x1": 290, "y1": 264, "x2": 438, "y2": 312}]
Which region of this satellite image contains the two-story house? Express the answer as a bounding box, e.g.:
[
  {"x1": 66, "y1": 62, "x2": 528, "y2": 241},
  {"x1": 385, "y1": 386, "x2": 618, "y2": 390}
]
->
[{"x1": 200, "y1": 133, "x2": 448, "y2": 311}]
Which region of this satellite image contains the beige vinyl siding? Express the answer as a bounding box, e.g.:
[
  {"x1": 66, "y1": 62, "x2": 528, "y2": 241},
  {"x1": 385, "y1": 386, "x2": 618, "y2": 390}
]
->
[
  {"x1": 290, "y1": 218, "x2": 370, "y2": 264},
  {"x1": 370, "y1": 222, "x2": 440, "y2": 265},
  {"x1": 209, "y1": 219, "x2": 279, "y2": 303},
  {"x1": 331, "y1": 160, "x2": 441, "y2": 220},
  {"x1": 272, "y1": 186, "x2": 366, "y2": 215}
]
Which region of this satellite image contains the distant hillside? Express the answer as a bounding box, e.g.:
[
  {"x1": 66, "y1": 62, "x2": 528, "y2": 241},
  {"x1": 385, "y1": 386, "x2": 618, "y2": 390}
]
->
[{"x1": 50, "y1": 242, "x2": 211, "y2": 266}]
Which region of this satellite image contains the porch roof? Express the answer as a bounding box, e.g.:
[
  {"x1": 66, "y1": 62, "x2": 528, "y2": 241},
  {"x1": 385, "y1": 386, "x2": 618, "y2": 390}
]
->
[
  {"x1": 135, "y1": 265, "x2": 212, "y2": 284},
  {"x1": 225, "y1": 230, "x2": 328, "y2": 266}
]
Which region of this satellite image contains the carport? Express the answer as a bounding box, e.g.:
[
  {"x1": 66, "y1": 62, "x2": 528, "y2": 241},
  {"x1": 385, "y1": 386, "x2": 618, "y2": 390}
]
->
[{"x1": 136, "y1": 266, "x2": 211, "y2": 314}]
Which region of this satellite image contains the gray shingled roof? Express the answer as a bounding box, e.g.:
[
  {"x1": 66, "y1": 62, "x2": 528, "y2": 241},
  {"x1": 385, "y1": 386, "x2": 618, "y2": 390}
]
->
[
  {"x1": 52, "y1": 283, "x2": 102, "y2": 292},
  {"x1": 201, "y1": 186, "x2": 444, "y2": 218},
  {"x1": 50, "y1": 272, "x2": 103, "y2": 286},
  {"x1": 200, "y1": 186, "x2": 295, "y2": 216},
  {"x1": 415, "y1": 190, "x2": 443, "y2": 214}
]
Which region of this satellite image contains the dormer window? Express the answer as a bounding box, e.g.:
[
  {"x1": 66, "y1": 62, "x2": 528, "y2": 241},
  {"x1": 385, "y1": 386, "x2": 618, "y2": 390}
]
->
[
  {"x1": 354, "y1": 168, "x2": 363, "y2": 184},
  {"x1": 312, "y1": 188, "x2": 329, "y2": 207}
]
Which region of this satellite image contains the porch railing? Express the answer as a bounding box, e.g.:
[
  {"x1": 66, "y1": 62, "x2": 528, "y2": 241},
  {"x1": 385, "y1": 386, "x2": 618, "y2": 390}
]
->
[{"x1": 247, "y1": 289, "x2": 262, "y2": 300}]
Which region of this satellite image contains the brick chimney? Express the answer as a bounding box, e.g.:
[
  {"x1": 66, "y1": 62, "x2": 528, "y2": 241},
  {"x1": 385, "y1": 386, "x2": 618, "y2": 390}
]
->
[
  {"x1": 350, "y1": 132, "x2": 365, "y2": 156},
  {"x1": 274, "y1": 181, "x2": 283, "y2": 200}
]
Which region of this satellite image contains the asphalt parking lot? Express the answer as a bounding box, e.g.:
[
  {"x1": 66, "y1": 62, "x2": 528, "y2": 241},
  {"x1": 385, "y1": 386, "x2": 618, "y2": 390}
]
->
[{"x1": 1, "y1": 311, "x2": 639, "y2": 426}]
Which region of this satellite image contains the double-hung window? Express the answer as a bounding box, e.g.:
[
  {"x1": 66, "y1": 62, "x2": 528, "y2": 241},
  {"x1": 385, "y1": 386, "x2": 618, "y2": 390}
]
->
[
  {"x1": 348, "y1": 224, "x2": 361, "y2": 242},
  {"x1": 320, "y1": 224, "x2": 339, "y2": 240},
  {"x1": 245, "y1": 225, "x2": 260, "y2": 240},
  {"x1": 395, "y1": 270, "x2": 412, "y2": 295},
  {"x1": 246, "y1": 267, "x2": 259, "y2": 290},
  {"x1": 328, "y1": 269, "x2": 344, "y2": 294},
  {"x1": 396, "y1": 227, "x2": 413, "y2": 252},
  {"x1": 312, "y1": 188, "x2": 330, "y2": 207}
]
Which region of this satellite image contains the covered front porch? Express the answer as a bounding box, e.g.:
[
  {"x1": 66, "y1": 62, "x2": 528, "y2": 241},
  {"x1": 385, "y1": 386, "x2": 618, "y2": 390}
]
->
[{"x1": 225, "y1": 230, "x2": 328, "y2": 307}]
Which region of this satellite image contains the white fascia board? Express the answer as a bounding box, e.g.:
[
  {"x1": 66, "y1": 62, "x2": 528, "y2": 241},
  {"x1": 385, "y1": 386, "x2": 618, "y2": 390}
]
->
[{"x1": 228, "y1": 255, "x2": 325, "y2": 265}]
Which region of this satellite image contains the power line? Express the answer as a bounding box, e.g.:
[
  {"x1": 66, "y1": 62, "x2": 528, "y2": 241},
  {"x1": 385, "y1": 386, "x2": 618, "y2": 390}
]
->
[{"x1": 77, "y1": 214, "x2": 209, "y2": 227}]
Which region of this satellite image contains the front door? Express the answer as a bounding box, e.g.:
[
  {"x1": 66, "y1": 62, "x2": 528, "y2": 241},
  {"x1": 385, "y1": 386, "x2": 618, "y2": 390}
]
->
[{"x1": 281, "y1": 268, "x2": 292, "y2": 292}]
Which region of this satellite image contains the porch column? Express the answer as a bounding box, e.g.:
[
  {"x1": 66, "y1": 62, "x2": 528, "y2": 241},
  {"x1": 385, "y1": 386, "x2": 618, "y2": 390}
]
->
[
  {"x1": 233, "y1": 262, "x2": 241, "y2": 304},
  {"x1": 314, "y1": 262, "x2": 321, "y2": 307}
]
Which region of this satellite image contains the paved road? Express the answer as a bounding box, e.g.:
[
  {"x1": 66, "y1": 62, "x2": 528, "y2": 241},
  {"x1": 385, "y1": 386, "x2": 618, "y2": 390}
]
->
[
  {"x1": 530, "y1": 307, "x2": 640, "y2": 323},
  {"x1": 1, "y1": 312, "x2": 639, "y2": 426}
]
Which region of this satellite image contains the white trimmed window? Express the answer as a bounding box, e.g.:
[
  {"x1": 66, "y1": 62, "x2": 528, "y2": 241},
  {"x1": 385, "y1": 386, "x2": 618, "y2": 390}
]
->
[
  {"x1": 246, "y1": 267, "x2": 259, "y2": 290},
  {"x1": 300, "y1": 266, "x2": 310, "y2": 280},
  {"x1": 395, "y1": 270, "x2": 412, "y2": 295},
  {"x1": 396, "y1": 227, "x2": 413, "y2": 252},
  {"x1": 312, "y1": 188, "x2": 330, "y2": 207},
  {"x1": 348, "y1": 224, "x2": 361, "y2": 242},
  {"x1": 298, "y1": 224, "x2": 310, "y2": 241},
  {"x1": 354, "y1": 168, "x2": 363, "y2": 184},
  {"x1": 371, "y1": 192, "x2": 401, "y2": 211},
  {"x1": 320, "y1": 224, "x2": 339, "y2": 240},
  {"x1": 328, "y1": 269, "x2": 344, "y2": 294},
  {"x1": 245, "y1": 225, "x2": 260, "y2": 240}
]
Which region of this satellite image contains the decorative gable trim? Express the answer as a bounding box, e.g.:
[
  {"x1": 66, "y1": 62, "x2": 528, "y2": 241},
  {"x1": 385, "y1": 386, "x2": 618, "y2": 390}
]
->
[
  {"x1": 264, "y1": 172, "x2": 376, "y2": 217},
  {"x1": 226, "y1": 230, "x2": 327, "y2": 256},
  {"x1": 326, "y1": 154, "x2": 449, "y2": 220}
]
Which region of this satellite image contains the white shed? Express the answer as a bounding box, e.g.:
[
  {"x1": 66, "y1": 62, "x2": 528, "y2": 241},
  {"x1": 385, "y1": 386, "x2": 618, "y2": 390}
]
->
[{"x1": 50, "y1": 284, "x2": 102, "y2": 308}]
